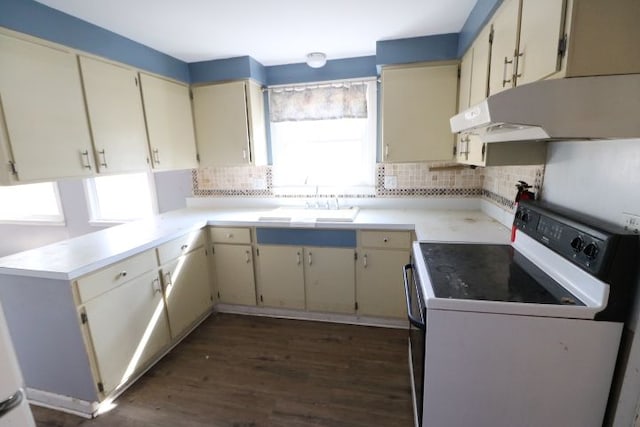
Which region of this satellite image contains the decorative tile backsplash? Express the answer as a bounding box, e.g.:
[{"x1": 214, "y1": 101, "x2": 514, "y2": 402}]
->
[
  {"x1": 481, "y1": 165, "x2": 545, "y2": 211},
  {"x1": 376, "y1": 162, "x2": 483, "y2": 197},
  {"x1": 192, "y1": 161, "x2": 485, "y2": 198}
]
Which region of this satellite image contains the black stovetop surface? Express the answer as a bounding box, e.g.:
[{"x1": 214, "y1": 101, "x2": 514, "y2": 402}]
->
[{"x1": 419, "y1": 243, "x2": 584, "y2": 306}]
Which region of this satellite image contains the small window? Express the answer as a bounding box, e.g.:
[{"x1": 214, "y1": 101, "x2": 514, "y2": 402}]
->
[
  {"x1": 0, "y1": 182, "x2": 64, "y2": 223},
  {"x1": 85, "y1": 172, "x2": 156, "y2": 223},
  {"x1": 269, "y1": 80, "x2": 377, "y2": 193}
]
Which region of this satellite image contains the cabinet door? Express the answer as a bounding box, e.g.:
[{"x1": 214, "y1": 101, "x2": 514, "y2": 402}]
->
[
  {"x1": 0, "y1": 34, "x2": 94, "y2": 181},
  {"x1": 516, "y1": 0, "x2": 566, "y2": 85},
  {"x1": 255, "y1": 245, "x2": 305, "y2": 309},
  {"x1": 458, "y1": 49, "x2": 473, "y2": 112},
  {"x1": 83, "y1": 270, "x2": 170, "y2": 395},
  {"x1": 162, "y1": 247, "x2": 212, "y2": 339},
  {"x1": 139, "y1": 74, "x2": 198, "y2": 171},
  {"x1": 213, "y1": 244, "x2": 256, "y2": 305},
  {"x1": 246, "y1": 80, "x2": 268, "y2": 166},
  {"x1": 304, "y1": 247, "x2": 355, "y2": 314},
  {"x1": 193, "y1": 81, "x2": 251, "y2": 166},
  {"x1": 356, "y1": 249, "x2": 410, "y2": 318},
  {"x1": 382, "y1": 63, "x2": 458, "y2": 162},
  {"x1": 488, "y1": 0, "x2": 520, "y2": 95},
  {"x1": 79, "y1": 56, "x2": 149, "y2": 174},
  {"x1": 469, "y1": 25, "x2": 492, "y2": 106}
]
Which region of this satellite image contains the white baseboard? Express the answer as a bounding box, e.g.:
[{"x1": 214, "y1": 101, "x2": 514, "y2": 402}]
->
[
  {"x1": 27, "y1": 388, "x2": 98, "y2": 418},
  {"x1": 215, "y1": 304, "x2": 408, "y2": 329}
]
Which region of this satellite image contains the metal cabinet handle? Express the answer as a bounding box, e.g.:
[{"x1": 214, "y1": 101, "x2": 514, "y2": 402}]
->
[
  {"x1": 80, "y1": 150, "x2": 92, "y2": 170},
  {"x1": 308, "y1": 252, "x2": 312, "y2": 266},
  {"x1": 242, "y1": 149, "x2": 247, "y2": 161},
  {"x1": 514, "y1": 51, "x2": 524, "y2": 79},
  {"x1": 153, "y1": 277, "x2": 163, "y2": 294},
  {"x1": 98, "y1": 149, "x2": 108, "y2": 168},
  {"x1": 296, "y1": 251, "x2": 301, "y2": 265},
  {"x1": 117, "y1": 271, "x2": 127, "y2": 279},
  {"x1": 245, "y1": 250, "x2": 251, "y2": 263},
  {"x1": 226, "y1": 233, "x2": 233, "y2": 239},
  {"x1": 384, "y1": 144, "x2": 389, "y2": 159},
  {"x1": 502, "y1": 56, "x2": 514, "y2": 87},
  {"x1": 363, "y1": 253, "x2": 368, "y2": 268},
  {"x1": 152, "y1": 148, "x2": 160, "y2": 165},
  {"x1": 0, "y1": 389, "x2": 24, "y2": 418},
  {"x1": 181, "y1": 244, "x2": 188, "y2": 251}
]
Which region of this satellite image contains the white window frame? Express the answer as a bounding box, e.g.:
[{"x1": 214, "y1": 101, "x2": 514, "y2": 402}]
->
[
  {"x1": 84, "y1": 172, "x2": 158, "y2": 226},
  {"x1": 0, "y1": 181, "x2": 65, "y2": 225},
  {"x1": 268, "y1": 78, "x2": 378, "y2": 196}
]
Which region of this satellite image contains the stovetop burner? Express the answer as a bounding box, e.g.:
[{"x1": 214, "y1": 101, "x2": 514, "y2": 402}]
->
[{"x1": 420, "y1": 243, "x2": 584, "y2": 305}]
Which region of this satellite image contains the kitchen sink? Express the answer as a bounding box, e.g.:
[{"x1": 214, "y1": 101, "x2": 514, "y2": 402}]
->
[{"x1": 258, "y1": 206, "x2": 360, "y2": 222}]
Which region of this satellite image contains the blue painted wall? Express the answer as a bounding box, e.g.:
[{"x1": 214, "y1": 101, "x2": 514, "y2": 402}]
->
[
  {"x1": 457, "y1": 0, "x2": 503, "y2": 56},
  {"x1": 376, "y1": 33, "x2": 459, "y2": 66},
  {"x1": 266, "y1": 56, "x2": 377, "y2": 86},
  {"x1": 0, "y1": 0, "x2": 190, "y2": 82},
  {"x1": 0, "y1": 0, "x2": 500, "y2": 85}
]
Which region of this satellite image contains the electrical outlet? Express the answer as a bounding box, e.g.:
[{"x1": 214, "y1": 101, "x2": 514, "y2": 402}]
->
[
  {"x1": 384, "y1": 175, "x2": 398, "y2": 189},
  {"x1": 252, "y1": 178, "x2": 267, "y2": 190},
  {"x1": 622, "y1": 212, "x2": 640, "y2": 234}
]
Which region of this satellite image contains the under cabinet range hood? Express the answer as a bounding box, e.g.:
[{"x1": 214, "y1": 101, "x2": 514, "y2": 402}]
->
[{"x1": 450, "y1": 74, "x2": 640, "y2": 143}]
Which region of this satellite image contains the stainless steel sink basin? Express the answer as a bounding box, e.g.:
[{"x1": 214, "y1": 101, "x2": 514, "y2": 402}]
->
[{"x1": 258, "y1": 206, "x2": 359, "y2": 222}]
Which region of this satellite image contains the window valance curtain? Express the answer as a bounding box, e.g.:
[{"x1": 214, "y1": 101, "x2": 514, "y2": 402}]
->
[{"x1": 269, "y1": 82, "x2": 368, "y2": 122}]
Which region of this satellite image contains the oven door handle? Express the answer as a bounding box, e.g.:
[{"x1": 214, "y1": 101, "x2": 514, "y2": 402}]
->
[{"x1": 403, "y1": 263, "x2": 426, "y2": 330}]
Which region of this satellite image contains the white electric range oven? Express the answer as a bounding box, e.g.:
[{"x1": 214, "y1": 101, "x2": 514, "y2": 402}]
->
[{"x1": 404, "y1": 200, "x2": 638, "y2": 427}]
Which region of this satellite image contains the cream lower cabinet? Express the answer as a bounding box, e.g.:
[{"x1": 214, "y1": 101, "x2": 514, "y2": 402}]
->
[
  {"x1": 255, "y1": 228, "x2": 357, "y2": 314},
  {"x1": 0, "y1": 33, "x2": 94, "y2": 183},
  {"x1": 255, "y1": 245, "x2": 305, "y2": 309},
  {"x1": 356, "y1": 231, "x2": 411, "y2": 319},
  {"x1": 81, "y1": 269, "x2": 170, "y2": 396},
  {"x1": 304, "y1": 247, "x2": 356, "y2": 314},
  {"x1": 210, "y1": 227, "x2": 256, "y2": 306},
  {"x1": 157, "y1": 231, "x2": 212, "y2": 340}
]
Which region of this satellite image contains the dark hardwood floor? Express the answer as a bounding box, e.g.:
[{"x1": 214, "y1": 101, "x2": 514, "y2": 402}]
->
[{"x1": 33, "y1": 313, "x2": 414, "y2": 426}]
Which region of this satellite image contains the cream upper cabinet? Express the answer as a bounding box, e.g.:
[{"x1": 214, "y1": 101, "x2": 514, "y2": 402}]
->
[
  {"x1": 0, "y1": 33, "x2": 94, "y2": 182},
  {"x1": 381, "y1": 62, "x2": 458, "y2": 162},
  {"x1": 255, "y1": 245, "x2": 305, "y2": 310},
  {"x1": 79, "y1": 56, "x2": 150, "y2": 174},
  {"x1": 469, "y1": 25, "x2": 492, "y2": 106},
  {"x1": 488, "y1": 0, "x2": 521, "y2": 95},
  {"x1": 139, "y1": 73, "x2": 198, "y2": 171},
  {"x1": 304, "y1": 247, "x2": 356, "y2": 314},
  {"x1": 193, "y1": 80, "x2": 266, "y2": 167},
  {"x1": 516, "y1": 0, "x2": 567, "y2": 86},
  {"x1": 458, "y1": 49, "x2": 473, "y2": 111}
]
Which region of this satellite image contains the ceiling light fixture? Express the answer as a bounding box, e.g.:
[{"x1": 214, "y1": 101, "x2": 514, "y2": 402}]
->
[{"x1": 306, "y1": 52, "x2": 327, "y2": 68}]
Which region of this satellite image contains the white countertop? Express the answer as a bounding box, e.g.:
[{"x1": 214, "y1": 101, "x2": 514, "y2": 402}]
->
[{"x1": 0, "y1": 207, "x2": 509, "y2": 281}]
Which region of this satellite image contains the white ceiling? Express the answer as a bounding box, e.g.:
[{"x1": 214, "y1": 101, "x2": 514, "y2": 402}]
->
[{"x1": 34, "y1": 0, "x2": 477, "y2": 66}]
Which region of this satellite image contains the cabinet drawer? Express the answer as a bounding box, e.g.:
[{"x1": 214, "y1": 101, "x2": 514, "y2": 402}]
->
[
  {"x1": 157, "y1": 230, "x2": 205, "y2": 265},
  {"x1": 360, "y1": 231, "x2": 411, "y2": 249},
  {"x1": 76, "y1": 250, "x2": 157, "y2": 304},
  {"x1": 209, "y1": 227, "x2": 251, "y2": 244}
]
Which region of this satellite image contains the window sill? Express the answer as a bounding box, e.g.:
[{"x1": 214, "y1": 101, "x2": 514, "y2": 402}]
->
[
  {"x1": 88, "y1": 219, "x2": 129, "y2": 228},
  {"x1": 0, "y1": 219, "x2": 66, "y2": 227}
]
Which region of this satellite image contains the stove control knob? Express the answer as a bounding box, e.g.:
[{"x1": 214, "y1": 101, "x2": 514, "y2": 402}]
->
[
  {"x1": 521, "y1": 212, "x2": 530, "y2": 223},
  {"x1": 583, "y1": 243, "x2": 599, "y2": 260},
  {"x1": 570, "y1": 236, "x2": 584, "y2": 252}
]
